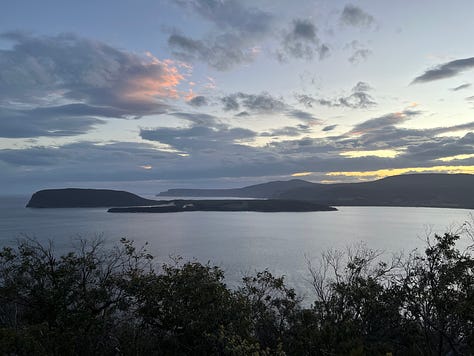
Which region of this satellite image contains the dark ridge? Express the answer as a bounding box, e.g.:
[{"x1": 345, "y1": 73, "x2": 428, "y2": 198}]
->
[
  {"x1": 157, "y1": 179, "x2": 315, "y2": 198},
  {"x1": 108, "y1": 199, "x2": 337, "y2": 213},
  {"x1": 26, "y1": 188, "x2": 158, "y2": 208},
  {"x1": 157, "y1": 174, "x2": 474, "y2": 209},
  {"x1": 277, "y1": 173, "x2": 474, "y2": 209}
]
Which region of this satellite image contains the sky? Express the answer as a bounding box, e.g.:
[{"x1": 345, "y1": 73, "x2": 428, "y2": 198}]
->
[{"x1": 0, "y1": 0, "x2": 473, "y2": 194}]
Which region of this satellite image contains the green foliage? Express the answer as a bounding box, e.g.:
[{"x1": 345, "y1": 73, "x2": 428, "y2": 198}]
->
[{"x1": 0, "y1": 229, "x2": 472, "y2": 355}]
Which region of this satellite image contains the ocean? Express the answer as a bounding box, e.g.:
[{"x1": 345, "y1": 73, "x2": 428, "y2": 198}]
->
[{"x1": 1, "y1": 195, "x2": 472, "y2": 296}]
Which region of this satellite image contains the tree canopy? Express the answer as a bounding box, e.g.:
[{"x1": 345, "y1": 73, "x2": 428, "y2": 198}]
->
[{"x1": 0, "y1": 225, "x2": 473, "y2": 355}]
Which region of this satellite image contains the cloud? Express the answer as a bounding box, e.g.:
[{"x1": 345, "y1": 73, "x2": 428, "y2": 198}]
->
[
  {"x1": 141, "y1": 124, "x2": 257, "y2": 152},
  {"x1": 0, "y1": 32, "x2": 186, "y2": 109},
  {"x1": 222, "y1": 94, "x2": 241, "y2": 111},
  {"x1": 349, "y1": 110, "x2": 420, "y2": 135},
  {"x1": 352, "y1": 81, "x2": 372, "y2": 92},
  {"x1": 295, "y1": 94, "x2": 317, "y2": 108},
  {"x1": 0, "y1": 105, "x2": 105, "y2": 138},
  {"x1": 221, "y1": 92, "x2": 286, "y2": 113},
  {"x1": 277, "y1": 19, "x2": 329, "y2": 61},
  {"x1": 451, "y1": 83, "x2": 471, "y2": 91},
  {"x1": 172, "y1": 0, "x2": 272, "y2": 35},
  {"x1": 340, "y1": 4, "x2": 375, "y2": 28},
  {"x1": 169, "y1": 2, "x2": 332, "y2": 69},
  {"x1": 0, "y1": 32, "x2": 187, "y2": 137},
  {"x1": 346, "y1": 41, "x2": 372, "y2": 64},
  {"x1": 168, "y1": 33, "x2": 258, "y2": 71},
  {"x1": 220, "y1": 91, "x2": 319, "y2": 123},
  {"x1": 187, "y1": 95, "x2": 208, "y2": 107},
  {"x1": 168, "y1": 112, "x2": 219, "y2": 125},
  {"x1": 260, "y1": 124, "x2": 311, "y2": 137},
  {"x1": 0, "y1": 141, "x2": 179, "y2": 184},
  {"x1": 340, "y1": 111, "x2": 474, "y2": 161},
  {"x1": 286, "y1": 109, "x2": 320, "y2": 123},
  {"x1": 398, "y1": 132, "x2": 474, "y2": 161},
  {"x1": 349, "y1": 48, "x2": 371, "y2": 64},
  {"x1": 2, "y1": 113, "x2": 473, "y2": 188},
  {"x1": 322, "y1": 124, "x2": 338, "y2": 132},
  {"x1": 412, "y1": 57, "x2": 474, "y2": 83},
  {"x1": 235, "y1": 111, "x2": 250, "y2": 117},
  {"x1": 297, "y1": 81, "x2": 376, "y2": 109},
  {"x1": 168, "y1": 0, "x2": 273, "y2": 70}
]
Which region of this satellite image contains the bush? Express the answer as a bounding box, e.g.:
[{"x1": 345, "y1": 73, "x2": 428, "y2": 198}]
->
[{"x1": 0, "y1": 228, "x2": 472, "y2": 355}]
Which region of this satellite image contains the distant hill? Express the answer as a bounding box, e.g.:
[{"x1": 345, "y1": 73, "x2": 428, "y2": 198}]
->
[
  {"x1": 157, "y1": 174, "x2": 474, "y2": 209},
  {"x1": 277, "y1": 174, "x2": 474, "y2": 208},
  {"x1": 157, "y1": 179, "x2": 315, "y2": 198},
  {"x1": 26, "y1": 188, "x2": 158, "y2": 208}
]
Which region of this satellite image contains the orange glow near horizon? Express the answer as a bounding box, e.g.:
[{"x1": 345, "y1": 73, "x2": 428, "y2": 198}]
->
[
  {"x1": 340, "y1": 149, "x2": 399, "y2": 158},
  {"x1": 291, "y1": 172, "x2": 313, "y2": 177},
  {"x1": 437, "y1": 154, "x2": 474, "y2": 162},
  {"x1": 326, "y1": 165, "x2": 474, "y2": 179}
]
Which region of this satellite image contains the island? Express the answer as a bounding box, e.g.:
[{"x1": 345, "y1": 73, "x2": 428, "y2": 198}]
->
[
  {"x1": 107, "y1": 199, "x2": 337, "y2": 213},
  {"x1": 26, "y1": 188, "x2": 336, "y2": 212},
  {"x1": 26, "y1": 188, "x2": 159, "y2": 208}
]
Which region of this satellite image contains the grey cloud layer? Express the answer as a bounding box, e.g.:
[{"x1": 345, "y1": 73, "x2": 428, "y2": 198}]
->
[
  {"x1": 0, "y1": 105, "x2": 105, "y2": 138},
  {"x1": 0, "y1": 33, "x2": 176, "y2": 138},
  {"x1": 412, "y1": 57, "x2": 474, "y2": 83},
  {"x1": 169, "y1": 0, "x2": 273, "y2": 70},
  {"x1": 140, "y1": 124, "x2": 257, "y2": 152},
  {"x1": 169, "y1": 1, "x2": 328, "y2": 69},
  {"x1": 0, "y1": 33, "x2": 174, "y2": 110},
  {"x1": 2, "y1": 109, "x2": 472, "y2": 184}
]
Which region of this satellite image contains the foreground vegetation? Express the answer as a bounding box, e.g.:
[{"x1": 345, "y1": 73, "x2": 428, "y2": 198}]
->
[{"x1": 0, "y1": 225, "x2": 473, "y2": 355}]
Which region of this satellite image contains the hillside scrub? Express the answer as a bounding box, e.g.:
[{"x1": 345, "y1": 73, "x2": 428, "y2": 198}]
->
[{"x1": 0, "y1": 224, "x2": 473, "y2": 355}]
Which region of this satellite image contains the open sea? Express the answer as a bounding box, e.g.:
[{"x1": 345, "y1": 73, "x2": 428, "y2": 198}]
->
[{"x1": 1, "y1": 195, "x2": 472, "y2": 297}]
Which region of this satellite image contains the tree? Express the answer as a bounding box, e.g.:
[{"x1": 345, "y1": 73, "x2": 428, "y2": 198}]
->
[
  {"x1": 400, "y1": 233, "x2": 474, "y2": 355},
  {"x1": 0, "y1": 225, "x2": 472, "y2": 355}
]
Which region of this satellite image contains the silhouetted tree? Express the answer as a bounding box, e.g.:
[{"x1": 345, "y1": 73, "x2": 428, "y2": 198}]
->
[{"x1": 0, "y1": 224, "x2": 472, "y2": 355}]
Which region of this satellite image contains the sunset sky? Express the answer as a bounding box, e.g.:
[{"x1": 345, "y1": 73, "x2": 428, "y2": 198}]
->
[{"x1": 1, "y1": 0, "x2": 473, "y2": 194}]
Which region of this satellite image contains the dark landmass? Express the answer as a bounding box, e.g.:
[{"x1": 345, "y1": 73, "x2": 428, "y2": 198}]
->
[
  {"x1": 157, "y1": 179, "x2": 314, "y2": 198},
  {"x1": 108, "y1": 199, "x2": 337, "y2": 213},
  {"x1": 26, "y1": 174, "x2": 474, "y2": 210},
  {"x1": 278, "y1": 174, "x2": 474, "y2": 209},
  {"x1": 157, "y1": 173, "x2": 474, "y2": 209},
  {"x1": 26, "y1": 188, "x2": 158, "y2": 208}
]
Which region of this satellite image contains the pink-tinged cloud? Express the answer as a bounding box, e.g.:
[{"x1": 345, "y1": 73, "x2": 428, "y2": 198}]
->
[
  {"x1": 123, "y1": 58, "x2": 186, "y2": 102},
  {"x1": 0, "y1": 33, "x2": 194, "y2": 115}
]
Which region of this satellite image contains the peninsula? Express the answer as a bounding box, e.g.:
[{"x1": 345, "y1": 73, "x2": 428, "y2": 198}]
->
[
  {"x1": 107, "y1": 199, "x2": 337, "y2": 213},
  {"x1": 157, "y1": 173, "x2": 474, "y2": 209}
]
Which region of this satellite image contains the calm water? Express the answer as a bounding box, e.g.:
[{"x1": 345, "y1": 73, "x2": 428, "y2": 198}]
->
[{"x1": 1, "y1": 196, "x2": 472, "y2": 295}]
